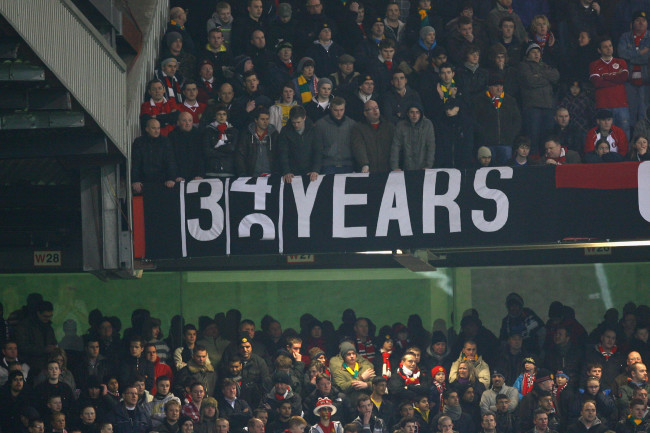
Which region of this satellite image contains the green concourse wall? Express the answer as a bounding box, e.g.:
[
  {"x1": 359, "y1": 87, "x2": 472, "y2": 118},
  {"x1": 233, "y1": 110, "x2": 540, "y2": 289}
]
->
[{"x1": 0, "y1": 263, "x2": 649, "y2": 341}]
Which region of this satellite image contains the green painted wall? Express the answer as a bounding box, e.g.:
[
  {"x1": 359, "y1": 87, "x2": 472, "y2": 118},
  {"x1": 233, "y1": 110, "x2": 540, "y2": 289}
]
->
[{"x1": 1, "y1": 262, "x2": 649, "y2": 341}]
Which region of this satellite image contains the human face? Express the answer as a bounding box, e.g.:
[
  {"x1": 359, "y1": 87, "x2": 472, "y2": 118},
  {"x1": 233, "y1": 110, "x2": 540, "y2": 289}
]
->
[
  {"x1": 634, "y1": 17, "x2": 648, "y2": 34},
  {"x1": 150, "y1": 82, "x2": 165, "y2": 101},
  {"x1": 578, "y1": 31, "x2": 590, "y2": 47},
  {"x1": 481, "y1": 415, "x2": 496, "y2": 432},
  {"x1": 317, "y1": 377, "x2": 332, "y2": 394},
  {"x1": 124, "y1": 388, "x2": 139, "y2": 406},
  {"x1": 251, "y1": 31, "x2": 266, "y2": 49},
  {"x1": 311, "y1": 325, "x2": 322, "y2": 338},
  {"x1": 492, "y1": 375, "x2": 504, "y2": 388},
  {"x1": 635, "y1": 388, "x2": 649, "y2": 403},
  {"x1": 435, "y1": 371, "x2": 446, "y2": 383},
  {"x1": 358, "y1": 400, "x2": 373, "y2": 416},
  {"x1": 527, "y1": 48, "x2": 541, "y2": 62},
  {"x1": 460, "y1": 24, "x2": 473, "y2": 39},
  {"x1": 374, "y1": 381, "x2": 387, "y2": 395},
  {"x1": 446, "y1": 392, "x2": 459, "y2": 406},
  {"x1": 387, "y1": 4, "x2": 400, "y2": 20},
  {"x1": 306, "y1": 0, "x2": 323, "y2": 14},
  {"x1": 632, "y1": 404, "x2": 646, "y2": 419},
  {"x1": 204, "y1": 406, "x2": 217, "y2": 418},
  {"x1": 245, "y1": 75, "x2": 259, "y2": 93},
  {"x1": 391, "y1": 73, "x2": 406, "y2": 90},
  {"x1": 3, "y1": 342, "x2": 18, "y2": 360},
  {"x1": 339, "y1": 62, "x2": 354, "y2": 76},
  {"x1": 248, "y1": 0, "x2": 263, "y2": 19},
  {"x1": 554, "y1": 329, "x2": 569, "y2": 345},
  {"x1": 209, "y1": 31, "x2": 224, "y2": 49},
  {"x1": 601, "y1": 330, "x2": 616, "y2": 350},
  {"x1": 534, "y1": 413, "x2": 548, "y2": 431},
  {"x1": 303, "y1": 65, "x2": 314, "y2": 79},
  {"x1": 331, "y1": 104, "x2": 345, "y2": 120},
  {"x1": 107, "y1": 377, "x2": 119, "y2": 392},
  {"x1": 501, "y1": 21, "x2": 515, "y2": 38},
  {"x1": 343, "y1": 350, "x2": 357, "y2": 364},
  {"x1": 216, "y1": 420, "x2": 229, "y2": 433},
  {"x1": 166, "y1": 403, "x2": 181, "y2": 422},
  {"x1": 457, "y1": 363, "x2": 469, "y2": 379},
  {"x1": 48, "y1": 362, "x2": 61, "y2": 380},
  {"x1": 157, "y1": 379, "x2": 171, "y2": 396},
  {"x1": 228, "y1": 361, "x2": 242, "y2": 376},
  {"x1": 495, "y1": 53, "x2": 506, "y2": 69},
  {"x1": 48, "y1": 397, "x2": 63, "y2": 412},
  {"x1": 223, "y1": 384, "x2": 237, "y2": 399},
  {"x1": 401, "y1": 405, "x2": 414, "y2": 418},
  {"x1": 279, "y1": 402, "x2": 292, "y2": 420},
  {"x1": 462, "y1": 343, "x2": 477, "y2": 358},
  {"x1": 516, "y1": 144, "x2": 530, "y2": 158},
  {"x1": 433, "y1": 341, "x2": 446, "y2": 355},
  {"x1": 596, "y1": 141, "x2": 610, "y2": 156},
  {"x1": 355, "y1": 319, "x2": 369, "y2": 338},
  {"x1": 555, "y1": 109, "x2": 570, "y2": 127},
  {"x1": 380, "y1": 47, "x2": 395, "y2": 61},
  {"x1": 371, "y1": 22, "x2": 384, "y2": 38},
  {"x1": 434, "y1": 54, "x2": 448, "y2": 66},
  {"x1": 439, "y1": 419, "x2": 454, "y2": 433},
  {"x1": 534, "y1": 19, "x2": 548, "y2": 36},
  {"x1": 170, "y1": 39, "x2": 183, "y2": 55},
  {"x1": 185, "y1": 329, "x2": 197, "y2": 344},
  {"x1": 555, "y1": 376, "x2": 567, "y2": 386},
  {"x1": 539, "y1": 396, "x2": 554, "y2": 410},
  {"x1": 181, "y1": 420, "x2": 194, "y2": 433},
  {"x1": 635, "y1": 137, "x2": 649, "y2": 154},
  {"x1": 255, "y1": 113, "x2": 270, "y2": 131},
  {"x1": 598, "y1": 40, "x2": 614, "y2": 58},
  {"x1": 597, "y1": 117, "x2": 613, "y2": 131},
  {"x1": 219, "y1": 84, "x2": 234, "y2": 103},
  {"x1": 290, "y1": 115, "x2": 306, "y2": 131},
  {"x1": 416, "y1": 397, "x2": 429, "y2": 411},
  {"x1": 191, "y1": 385, "x2": 205, "y2": 403},
  {"x1": 86, "y1": 341, "x2": 100, "y2": 359},
  {"x1": 194, "y1": 350, "x2": 208, "y2": 366},
  {"x1": 488, "y1": 84, "x2": 503, "y2": 96},
  {"x1": 250, "y1": 420, "x2": 264, "y2": 433},
  {"x1": 163, "y1": 61, "x2": 179, "y2": 77},
  {"x1": 582, "y1": 403, "x2": 597, "y2": 422},
  {"x1": 496, "y1": 398, "x2": 509, "y2": 412},
  {"x1": 424, "y1": 32, "x2": 436, "y2": 46},
  {"x1": 81, "y1": 407, "x2": 96, "y2": 424},
  {"x1": 545, "y1": 140, "x2": 562, "y2": 158},
  {"x1": 538, "y1": 379, "x2": 553, "y2": 392},
  {"x1": 146, "y1": 346, "x2": 158, "y2": 362},
  {"x1": 134, "y1": 380, "x2": 146, "y2": 396},
  {"x1": 130, "y1": 341, "x2": 144, "y2": 358},
  {"x1": 319, "y1": 407, "x2": 333, "y2": 420},
  {"x1": 29, "y1": 422, "x2": 45, "y2": 433},
  {"x1": 318, "y1": 83, "x2": 332, "y2": 99},
  {"x1": 200, "y1": 64, "x2": 214, "y2": 80},
  {"x1": 403, "y1": 423, "x2": 416, "y2": 433},
  {"x1": 360, "y1": 80, "x2": 374, "y2": 95},
  {"x1": 52, "y1": 416, "x2": 66, "y2": 431},
  {"x1": 279, "y1": 47, "x2": 292, "y2": 62},
  {"x1": 467, "y1": 51, "x2": 480, "y2": 65},
  {"x1": 382, "y1": 339, "x2": 393, "y2": 351},
  {"x1": 275, "y1": 382, "x2": 289, "y2": 395},
  {"x1": 633, "y1": 364, "x2": 648, "y2": 382},
  {"x1": 480, "y1": 155, "x2": 491, "y2": 166},
  {"x1": 217, "y1": 7, "x2": 232, "y2": 23},
  {"x1": 319, "y1": 27, "x2": 332, "y2": 43},
  {"x1": 589, "y1": 367, "x2": 602, "y2": 379},
  {"x1": 183, "y1": 84, "x2": 198, "y2": 103},
  {"x1": 364, "y1": 101, "x2": 381, "y2": 123}
]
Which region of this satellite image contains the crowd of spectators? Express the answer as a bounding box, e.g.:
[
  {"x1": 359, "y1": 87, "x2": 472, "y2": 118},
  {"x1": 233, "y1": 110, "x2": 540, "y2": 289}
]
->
[
  {"x1": 131, "y1": 0, "x2": 650, "y2": 192},
  {"x1": 2, "y1": 292, "x2": 650, "y2": 433}
]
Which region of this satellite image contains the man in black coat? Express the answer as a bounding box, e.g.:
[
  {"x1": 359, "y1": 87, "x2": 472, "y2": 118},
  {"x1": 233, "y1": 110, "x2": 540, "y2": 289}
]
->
[
  {"x1": 131, "y1": 119, "x2": 180, "y2": 195},
  {"x1": 119, "y1": 336, "x2": 155, "y2": 392},
  {"x1": 545, "y1": 108, "x2": 586, "y2": 156},
  {"x1": 279, "y1": 106, "x2": 321, "y2": 183}
]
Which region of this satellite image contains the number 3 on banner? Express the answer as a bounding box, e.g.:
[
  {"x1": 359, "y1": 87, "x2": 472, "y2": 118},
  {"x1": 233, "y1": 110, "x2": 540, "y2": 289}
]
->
[{"x1": 186, "y1": 179, "x2": 225, "y2": 241}]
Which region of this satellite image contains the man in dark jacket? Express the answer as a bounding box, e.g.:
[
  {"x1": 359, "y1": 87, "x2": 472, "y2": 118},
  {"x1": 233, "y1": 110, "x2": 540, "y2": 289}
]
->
[
  {"x1": 218, "y1": 378, "x2": 253, "y2": 432},
  {"x1": 351, "y1": 100, "x2": 395, "y2": 173},
  {"x1": 169, "y1": 112, "x2": 204, "y2": 181},
  {"x1": 0, "y1": 371, "x2": 29, "y2": 433},
  {"x1": 543, "y1": 326, "x2": 583, "y2": 383},
  {"x1": 545, "y1": 108, "x2": 585, "y2": 156},
  {"x1": 471, "y1": 75, "x2": 521, "y2": 165},
  {"x1": 382, "y1": 70, "x2": 422, "y2": 124},
  {"x1": 259, "y1": 371, "x2": 302, "y2": 421},
  {"x1": 119, "y1": 336, "x2": 155, "y2": 392},
  {"x1": 303, "y1": 373, "x2": 352, "y2": 424},
  {"x1": 131, "y1": 119, "x2": 180, "y2": 194},
  {"x1": 518, "y1": 370, "x2": 557, "y2": 433},
  {"x1": 237, "y1": 106, "x2": 280, "y2": 177},
  {"x1": 71, "y1": 336, "x2": 112, "y2": 392},
  {"x1": 175, "y1": 345, "x2": 217, "y2": 398},
  {"x1": 231, "y1": 71, "x2": 273, "y2": 129},
  {"x1": 582, "y1": 328, "x2": 625, "y2": 391},
  {"x1": 108, "y1": 385, "x2": 152, "y2": 433},
  {"x1": 15, "y1": 300, "x2": 57, "y2": 372},
  {"x1": 279, "y1": 105, "x2": 321, "y2": 183}
]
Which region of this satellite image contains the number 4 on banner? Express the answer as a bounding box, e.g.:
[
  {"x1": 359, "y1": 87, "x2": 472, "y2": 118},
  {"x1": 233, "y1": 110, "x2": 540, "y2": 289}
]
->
[{"x1": 231, "y1": 177, "x2": 276, "y2": 242}]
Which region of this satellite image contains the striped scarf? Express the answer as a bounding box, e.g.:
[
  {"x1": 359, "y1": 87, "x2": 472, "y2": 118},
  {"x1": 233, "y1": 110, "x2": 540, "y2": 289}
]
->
[{"x1": 297, "y1": 75, "x2": 317, "y2": 104}]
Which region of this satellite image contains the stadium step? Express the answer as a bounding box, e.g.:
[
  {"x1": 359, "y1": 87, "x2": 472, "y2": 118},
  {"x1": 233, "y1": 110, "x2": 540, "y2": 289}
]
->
[{"x1": 0, "y1": 111, "x2": 84, "y2": 129}]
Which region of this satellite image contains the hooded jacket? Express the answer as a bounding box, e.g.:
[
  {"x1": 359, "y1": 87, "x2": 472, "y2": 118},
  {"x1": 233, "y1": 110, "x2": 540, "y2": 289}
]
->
[
  {"x1": 278, "y1": 117, "x2": 322, "y2": 175},
  {"x1": 236, "y1": 122, "x2": 280, "y2": 176},
  {"x1": 390, "y1": 102, "x2": 435, "y2": 170}
]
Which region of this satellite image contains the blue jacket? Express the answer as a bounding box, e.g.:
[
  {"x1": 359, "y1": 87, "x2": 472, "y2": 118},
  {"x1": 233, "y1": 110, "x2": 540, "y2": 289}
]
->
[
  {"x1": 618, "y1": 30, "x2": 650, "y2": 82},
  {"x1": 108, "y1": 404, "x2": 151, "y2": 433}
]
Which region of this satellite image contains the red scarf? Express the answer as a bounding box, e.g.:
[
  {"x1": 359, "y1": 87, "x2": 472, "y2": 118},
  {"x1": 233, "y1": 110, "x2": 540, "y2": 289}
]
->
[
  {"x1": 598, "y1": 344, "x2": 617, "y2": 359},
  {"x1": 632, "y1": 32, "x2": 646, "y2": 85},
  {"x1": 217, "y1": 123, "x2": 228, "y2": 139},
  {"x1": 257, "y1": 130, "x2": 268, "y2": 142},
  {"x1": 522, "y1": 373, "x2": 535, "y2": 395},
  {"x1": 275, "y1": 392, "x2": 286, "y2": 400},
  {"x1": 434, "y1": 381, "x2": 446, "y2": 412},
  {"x1": 381, "y1": 351, "x2": 392, "y2": 379},
  {"x1": 553, "y1": 383, "x2": 567, "y2": 400},
  {"x1": 536, "y1": 33, "x2": 549, "y2": 52},
  {"x1": 204, "y1": 79, "x2": 213, "y2": 92},
  {"x1": 385, "y1": 61, "x2": 393, "y2": 70},
  {"x1": 398, "y1": 363, "x2": 421, "y2": 385},
  {"x1": 356, "y1": 337, "x2": 376, "y2": 362}
]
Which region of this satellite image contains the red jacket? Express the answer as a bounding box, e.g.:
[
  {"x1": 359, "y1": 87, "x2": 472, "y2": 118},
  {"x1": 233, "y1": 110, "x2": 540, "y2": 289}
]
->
[
  {"x1": 589, "y1": 57, "x2": 629, "y2": 108},
  {"x1": 140, "y1": 98, "x2": 178, "y2": 136},
  {"x1": 584, "y1": 125, "x2": 628, "y2": 155},
  {"x1": 151, "y1": 356, "x2": 173, "y2": 394}
]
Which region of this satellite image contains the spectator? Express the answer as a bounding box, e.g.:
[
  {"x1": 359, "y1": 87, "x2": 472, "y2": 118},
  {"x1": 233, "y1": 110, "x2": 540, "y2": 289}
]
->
[
  {"x1": 350, "y1": 100, "x2": 395, "y2": 173},
  {"x1": 294, "y1": 58, "x2": 318, "y2": 104},
  {"x1": 546, "y1": 107, "x2": 585, "y2": 155},
  {"x1": 279, "y1": 105, "x2": 321, "y2": 184},
  {"x1": 154, "y1": 58, "x2": 184, "y2": 105},
  {"x1": 344, "y1": 75, "x2": 380, "y2": 122},
  {"x1": 267, "y1": 42, "x2": 296, "y2": 100},
  {"x1": 269, "y1": 81, "x2": 299, "y2": 132},
  {"x1": 166, "y1": 7, "x2": 195, "y2": 55},
  {"x1": 455, "y1": 45, "x2": 489, "y2": 98},
  {"x1": 199, "y1": 28, "x2": 231, "y2": 86},
  {"x1": 107, "y1": 385, "x2": 151, "y2": 433},
  {"x1": 305, "y1": 23, "x2": 346, "y2": 79},
  {"x1": 583, "y1": 138, "x2": 626, "y2": 162},
  {"x1": 505, "y1": 137, "x2": 539, "y2": 167},
  {"x1": 628, "y1": 134, "x2": 650, "y2": 160},
  {"x1": 0, "y1": 341, "x2": 29, "y2": 386},
  {"x1": 15, "y1": 300, "x2": 57, "y2": 372},
  {"x1": 584, "y1": 109, "x2": 629, "y2": 156},
  {"x1": 382, "y1": 70, "x2": 422, "y2": 124},
  {"x1": 169, "y1": 112, "x2": 204, "y2": 181},
  {"x1": 305, "y1": 78, "x2": 333, "y2": 122},
  {"x1": 236, "y1": 106, "x2": 280, "y2": 177},
  {"x1": 499, "y1": 293, "x2": 545, "y2": 356},
  {"x1": 559, "y1": 81, "x2": 596, "y2": 133},
  {"x1": 163, "y1": 32, "x2": 196, "y2": 81},
  {"x1": 207, "y1": 2, "x2": 234, "y2": 49},
  {"x1": 496, "y1": 17, "x2": 523, "y2": 67},
  {"x1": 329, "y1": 54, "x2": 359, "y2": 97},
  {"x1": 140, "y1": 78, "x2": 179, "y2": 137},
  {"x1": 268, "y1": 3, "x2": 298, "y2": 50},
  {"x1": 486, "y1": 0, "x2": 528, "y2": 43},
  {"x1": 231, "y1": 71, "x2": 272, "y2": 129},
  {"x1": 231, "y1": 0, "x2": 267, "y2": 56},
  {"x1": 618, "y1": 11, "x2": 650, "y2": 126},
  {"x1": 480, "y1": 371, "x2": 519, "y2": 414},
  {"x1": 590, "y1": 36, "x2": 631, "y2": 138},
  {"x1": 449, "y1": 341, "x2": 490, "y2": 389},
  {"x1": 315, "y1": 97, "x2": 356, "y2": 174},
  {"x1": 197, "y1": 60, "x2": 219, "y2": 104},
  {"x1": 131, "y1": 118, "x2": 180, "y2": 194}
]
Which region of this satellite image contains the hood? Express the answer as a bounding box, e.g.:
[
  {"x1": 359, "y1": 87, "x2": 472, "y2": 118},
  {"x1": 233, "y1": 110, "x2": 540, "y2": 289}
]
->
[
  {"x1": 247, "y1": 122, "x2": 277, "y2": 135},
  {"x1": 188, "y1": 359, "x2": 215, "y2": 373},
  {"x1": 426, "y1": 344, "x2": 450, "y2": 360},
  {"x1": 403, "y1": 101, "x2": 425, "y2": 124}
]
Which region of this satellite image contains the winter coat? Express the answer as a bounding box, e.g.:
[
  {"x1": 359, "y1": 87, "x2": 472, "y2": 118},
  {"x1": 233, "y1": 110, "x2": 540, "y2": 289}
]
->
[
  {"x1": 108, "y1": 404, "x2": 151, "y2": 433},
  {"x1": 278, "y1": 118, "x2": 322, "y2": 175},
  {"x1": 350, "y1": 117, "x2": 395, "y2": 172},
  {"x1": 203, "y1": 122, "x2": 238, "y2": 176},
  {"x1": 480, "y1": 385, "x2": 519, "y2": 414},
  {"x1": 175, "y1": 359, "x2": 217, "y2": 398},
  {"x1": 236, "y1": 122, "x2": 280, "y2": 176},
  {"x1": 566, "y1": 417, "x2": 608, "y2": 433},
  {"x1": 306, "y1": 41, "x2": 346, "y2": 78},
  {"x1": 131, "y1": 135, "x2": 178, "y2": 184},
  {"x1": 449, "y1": 354, "x2": 491, "y2": 388},
  {"x1": 471, "y1": 92, "x2": 522, "y2": 148},
  {"x1": 390, "y1": 114, "x2": 436, "y2": 170},
  {"x1": 315, "y1": 114, "x2": 356, "y2": 168},
  {"x1": 331, "y1": 355, "x2": 374, "y2": 395},
  {"x1": 169, "y1": 127, "x2": 205, "y2": 180},
  {"x1": 388, "y1": 366, "x2": 432, "y2": 402},
  {"x1": 517, "y1": 60, "x2": 559, "y2": 109},
  {"x1": 382, "y1": 87, "x2": 423, "y2": 124}
]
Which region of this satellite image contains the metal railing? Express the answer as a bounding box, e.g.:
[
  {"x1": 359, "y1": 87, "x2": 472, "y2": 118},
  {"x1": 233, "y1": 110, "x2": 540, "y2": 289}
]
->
[{"x1": 0, "y1": 0, "x2": 129, "y2": 155}]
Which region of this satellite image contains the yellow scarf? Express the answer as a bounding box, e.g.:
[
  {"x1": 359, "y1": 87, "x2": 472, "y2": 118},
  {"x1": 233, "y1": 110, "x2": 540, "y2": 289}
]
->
[
  {"x1": 297, "y1": 75, "x2": 314, "y2": 104},
  {"x1": 343, "y1": 362, "x2": 359, "y2": 378},
  {"x1": 415, "y1": 407, "x2": 430, "y2": 423}
]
